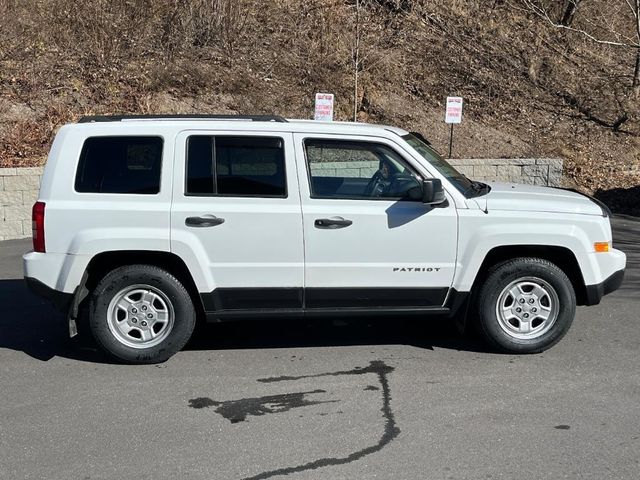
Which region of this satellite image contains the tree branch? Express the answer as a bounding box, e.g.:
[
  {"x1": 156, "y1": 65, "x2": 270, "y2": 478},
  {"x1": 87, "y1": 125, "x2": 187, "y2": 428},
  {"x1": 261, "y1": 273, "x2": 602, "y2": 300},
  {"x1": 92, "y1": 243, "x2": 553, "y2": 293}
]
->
[{"x1": 521, "y1": 0, "x2": 639, "y2": 48}]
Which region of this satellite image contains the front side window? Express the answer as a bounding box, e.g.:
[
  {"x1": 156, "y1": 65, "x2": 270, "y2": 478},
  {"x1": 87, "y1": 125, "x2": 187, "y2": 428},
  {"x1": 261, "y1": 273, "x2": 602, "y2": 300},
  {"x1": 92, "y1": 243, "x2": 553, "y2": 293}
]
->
[
  {"x1": 186, "y1": 136, "x2": 286, "y2": 197},
  {"x1": 75, "y1": 136, "x2": 163, "y2": 194},
  {"x1": 304, "y1": 139, "x2": 422, "y2": 200}
]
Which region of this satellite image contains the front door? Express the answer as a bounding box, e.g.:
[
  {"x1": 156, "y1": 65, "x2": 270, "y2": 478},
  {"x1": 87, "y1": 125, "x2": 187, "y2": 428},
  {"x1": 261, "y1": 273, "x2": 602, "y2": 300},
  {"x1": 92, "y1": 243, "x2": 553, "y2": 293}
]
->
[
  {"x1": 171, "y1": 131, "x2": 304, "y2": 312},
  {"x1": 294, "y1": 133, "x2": 458, "y2": 310}
]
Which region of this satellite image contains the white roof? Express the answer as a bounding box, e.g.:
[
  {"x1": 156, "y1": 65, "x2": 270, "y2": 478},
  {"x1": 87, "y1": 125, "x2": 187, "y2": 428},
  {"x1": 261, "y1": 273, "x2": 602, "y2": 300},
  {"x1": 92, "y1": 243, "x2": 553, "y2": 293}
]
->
[
  {"x1": 70, "y1": 117, "x2": 410, "y2": 139},
  {"x1": 285, "y1": 118, "x2": 410, "y2": 137}
]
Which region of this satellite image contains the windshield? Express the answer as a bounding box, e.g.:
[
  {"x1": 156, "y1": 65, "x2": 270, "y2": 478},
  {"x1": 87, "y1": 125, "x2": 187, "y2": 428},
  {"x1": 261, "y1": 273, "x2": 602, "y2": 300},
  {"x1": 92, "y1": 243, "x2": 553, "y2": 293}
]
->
[{"x1": 402, "y1": 133, "x2": 474, "y2": 195}]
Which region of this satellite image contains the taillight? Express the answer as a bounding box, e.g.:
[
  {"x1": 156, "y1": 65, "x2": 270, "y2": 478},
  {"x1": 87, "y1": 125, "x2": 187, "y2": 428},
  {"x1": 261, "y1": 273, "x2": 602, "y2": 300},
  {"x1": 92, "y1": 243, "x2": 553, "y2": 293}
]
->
[{"x1": 32, "y1": 201, "x2": 46, "y2": 253}]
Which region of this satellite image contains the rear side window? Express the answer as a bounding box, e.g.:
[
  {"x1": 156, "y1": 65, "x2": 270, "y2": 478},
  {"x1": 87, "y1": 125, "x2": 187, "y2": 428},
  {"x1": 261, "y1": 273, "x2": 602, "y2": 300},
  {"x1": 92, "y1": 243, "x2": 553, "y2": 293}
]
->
[
  {"x1": 75, "y1": 137, "x2": 163, "y2": 194},
  {"x1": 186, "y1": 136, "x2": 286, "y2": 197}
]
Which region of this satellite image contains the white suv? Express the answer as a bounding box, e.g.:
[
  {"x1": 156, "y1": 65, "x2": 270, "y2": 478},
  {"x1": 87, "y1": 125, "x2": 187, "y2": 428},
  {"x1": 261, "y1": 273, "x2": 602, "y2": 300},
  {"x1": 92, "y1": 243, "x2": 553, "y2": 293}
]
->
[{"x1": 23, "y1": 115, "x2": 626, "y2": 363}]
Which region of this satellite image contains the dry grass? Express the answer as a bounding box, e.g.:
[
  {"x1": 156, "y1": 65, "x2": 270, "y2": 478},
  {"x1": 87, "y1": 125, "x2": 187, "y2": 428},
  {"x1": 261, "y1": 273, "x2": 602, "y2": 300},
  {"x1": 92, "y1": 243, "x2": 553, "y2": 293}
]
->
[{"x1": 0, "y1": 0, "x2": 638, "y2": 201}]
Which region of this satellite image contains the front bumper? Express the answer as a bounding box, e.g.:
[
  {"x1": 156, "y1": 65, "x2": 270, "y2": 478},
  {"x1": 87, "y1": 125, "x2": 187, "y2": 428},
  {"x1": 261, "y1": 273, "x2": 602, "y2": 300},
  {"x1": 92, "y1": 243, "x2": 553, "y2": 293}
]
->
[
  {"x1": 584, "y1": 268, "x2": 626, "y2": 306},
  {"x1": 25, "y1": 276, "x2": 73, "y2": 312}
]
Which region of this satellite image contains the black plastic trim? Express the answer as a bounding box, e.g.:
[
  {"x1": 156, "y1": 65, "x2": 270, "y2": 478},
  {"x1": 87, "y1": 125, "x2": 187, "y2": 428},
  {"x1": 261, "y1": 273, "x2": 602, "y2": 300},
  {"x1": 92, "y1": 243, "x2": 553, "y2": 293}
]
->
[
  {"x1": 584, "y1": 268, "x2": 625, "y2": 306},
  {"x1": 199, "y1": 286, "x2": 461, "y2": 322},
  {"x1": 25, "y1": 277, "x2": 73, "y2": 312},
  {"x1": 201, "y1": 288, "x2": 303, "y2": 311},
  {"x1": 444, "y1": 289, "x2": 471, "y2": 317},
  {"x1": 305, "y1": 287, "x2": 448, "y2": 308},
  {"x1": 206, "y1": 306, "x2": 450, "y2": 322}
]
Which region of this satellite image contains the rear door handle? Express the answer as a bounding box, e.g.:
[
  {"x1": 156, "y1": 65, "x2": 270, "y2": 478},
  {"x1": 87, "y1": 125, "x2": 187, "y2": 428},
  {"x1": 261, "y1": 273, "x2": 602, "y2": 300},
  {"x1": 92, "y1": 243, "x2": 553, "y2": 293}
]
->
[
  {"x1": 314, "y1": 217, "x2": 353, "y2": 229},
  {"x1": 185, "y1": 215, "x2": 225, "y2": 228}
]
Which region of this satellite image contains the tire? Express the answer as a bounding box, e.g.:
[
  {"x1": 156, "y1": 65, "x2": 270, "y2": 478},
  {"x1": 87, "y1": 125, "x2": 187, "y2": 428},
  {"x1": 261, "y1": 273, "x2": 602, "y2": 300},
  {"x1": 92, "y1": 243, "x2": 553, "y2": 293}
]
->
[
  {"x1": 474, "y1": 257, "x2": 576, "y2": 354},
  {"x1": 89, "y1": 265, "x2": 196, "y2": 364}
]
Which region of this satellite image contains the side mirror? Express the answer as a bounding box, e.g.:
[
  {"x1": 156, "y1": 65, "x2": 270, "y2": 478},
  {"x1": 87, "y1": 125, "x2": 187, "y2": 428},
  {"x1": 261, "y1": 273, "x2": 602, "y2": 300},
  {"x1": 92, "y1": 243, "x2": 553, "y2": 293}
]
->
[{"x1": 422, "y1": 178, "x2": 446, "y2": 205}]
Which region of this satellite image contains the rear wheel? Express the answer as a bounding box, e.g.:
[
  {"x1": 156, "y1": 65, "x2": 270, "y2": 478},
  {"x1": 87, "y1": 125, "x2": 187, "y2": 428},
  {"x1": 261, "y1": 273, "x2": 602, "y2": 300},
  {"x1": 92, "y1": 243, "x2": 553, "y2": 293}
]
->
[
  {"x1": 474, "y1": 258, "x2": 576, "y2": 353},
  {"x1": 90, "y1": 265, "x2": 196, "y2": 364}
]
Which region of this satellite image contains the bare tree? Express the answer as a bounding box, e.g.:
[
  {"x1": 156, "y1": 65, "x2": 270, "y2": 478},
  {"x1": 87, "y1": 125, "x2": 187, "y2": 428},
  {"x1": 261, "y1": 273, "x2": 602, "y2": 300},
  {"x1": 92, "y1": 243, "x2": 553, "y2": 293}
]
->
[
  {"x1": 353, "y1": 0, "x2": 361, "y2": 122},
  {"x1": 522, "y1": 0, "x2": 640, "y2": 88},
  {"x1": 350, "y1": 0, "x2": 404, "y2": 121}
]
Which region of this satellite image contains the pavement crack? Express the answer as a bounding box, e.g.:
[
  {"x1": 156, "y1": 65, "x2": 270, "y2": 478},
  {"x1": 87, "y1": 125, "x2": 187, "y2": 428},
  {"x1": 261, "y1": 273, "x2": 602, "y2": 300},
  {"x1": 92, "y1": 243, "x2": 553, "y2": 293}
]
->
[{"x1": 241, "y1": 360, "x2": 400, "y2": 480}]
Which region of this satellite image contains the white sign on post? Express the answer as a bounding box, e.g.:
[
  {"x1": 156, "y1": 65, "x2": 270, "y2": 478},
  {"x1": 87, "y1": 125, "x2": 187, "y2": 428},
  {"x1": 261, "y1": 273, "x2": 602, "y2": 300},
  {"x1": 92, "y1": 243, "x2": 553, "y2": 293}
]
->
[
  {"x1": 314, "y1": 93, "x2": 334, "y2": 121},
  {"x1": 445, "y1": 96, "x2": 463, "y2": 124}
]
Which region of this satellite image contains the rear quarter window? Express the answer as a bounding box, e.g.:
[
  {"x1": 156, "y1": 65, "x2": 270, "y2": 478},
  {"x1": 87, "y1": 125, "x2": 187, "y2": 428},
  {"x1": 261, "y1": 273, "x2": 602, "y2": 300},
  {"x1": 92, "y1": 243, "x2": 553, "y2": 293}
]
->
[{"x1": 75, "y1": 136, "x2": 163, "y2": 194}]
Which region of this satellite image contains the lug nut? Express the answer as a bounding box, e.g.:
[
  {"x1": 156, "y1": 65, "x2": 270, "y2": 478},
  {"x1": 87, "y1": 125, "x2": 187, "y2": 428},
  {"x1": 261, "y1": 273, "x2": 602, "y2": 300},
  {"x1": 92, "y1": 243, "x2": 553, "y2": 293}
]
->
[
  {"x1": 519, "y1": 299, "x2": 525, "y2": 304},
  {"x1": 132, "y1": 308, "x2": 137, "y2": 314},
  {"x1": 141, "y1": 321, "x2": 148, "y2": 327},
  {"x1": 531, "y1": 307, "x2": 537, "y2": 313},
  {"x1": 516, "y1": 307, "x2": 522, "y2": 313},
  {"x1": 529, "y1": 299, "x2": 535, "y2": 304},
  {"x1": 132, "y1": 318, "x2": 138, "y2": 323},
  {"x1": 142, "y1": 305, "x2": 148, "y2": 311},
  {"x1": 147, "y1": 313, "x2": 153, "y2": 319},
  {"x1": 523, "y1": 313, "x2": 530, "y2": 318}
]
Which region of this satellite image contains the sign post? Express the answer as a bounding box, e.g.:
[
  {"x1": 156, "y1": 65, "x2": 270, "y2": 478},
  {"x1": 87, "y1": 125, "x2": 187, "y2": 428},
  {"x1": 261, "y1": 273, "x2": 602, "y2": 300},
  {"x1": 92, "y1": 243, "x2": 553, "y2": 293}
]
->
[
  {"x1": 314, "y1": 93, "x2": 335, "y2": 121},
  {"x1": 445, "y1": 96, "x2": 463, "y2": 158}
]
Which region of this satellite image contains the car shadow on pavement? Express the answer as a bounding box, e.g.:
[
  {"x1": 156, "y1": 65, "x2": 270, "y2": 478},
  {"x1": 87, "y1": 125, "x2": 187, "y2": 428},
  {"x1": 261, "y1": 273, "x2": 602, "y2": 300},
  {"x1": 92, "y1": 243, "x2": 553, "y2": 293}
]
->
[
  {"x1": 0, "y1": 278, "x2": 491, "y2": 363},
  {"x1": 610, "y1": 215, "x2": 640, "y2": 299},
  {"x1": 184, "y1": 315, "x2": 489, "y2": 354},
  {"x1": 0, "y1": 279, "x2": 111, "y2": 363}
]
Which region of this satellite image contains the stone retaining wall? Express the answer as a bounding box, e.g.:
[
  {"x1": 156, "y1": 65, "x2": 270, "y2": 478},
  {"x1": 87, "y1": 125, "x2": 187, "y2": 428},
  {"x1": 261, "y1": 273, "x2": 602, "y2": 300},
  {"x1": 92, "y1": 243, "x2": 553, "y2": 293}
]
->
[
  {"x1": 0, "y1": 158, "x2": 563, "y2": 241},
  {"x1": 0, "y1": 167, "x2": 43, "y2": 241},
  {"x1": 450, "y1": 158, "x2": 563, "y2": 186}
]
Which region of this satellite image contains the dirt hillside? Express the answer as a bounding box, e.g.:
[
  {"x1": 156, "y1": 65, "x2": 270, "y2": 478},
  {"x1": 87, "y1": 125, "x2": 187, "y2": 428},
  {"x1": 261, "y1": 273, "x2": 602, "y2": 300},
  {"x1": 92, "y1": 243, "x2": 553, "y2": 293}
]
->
[{"x1": 1, "y1": 0, "x2": 639, "y2": 209}]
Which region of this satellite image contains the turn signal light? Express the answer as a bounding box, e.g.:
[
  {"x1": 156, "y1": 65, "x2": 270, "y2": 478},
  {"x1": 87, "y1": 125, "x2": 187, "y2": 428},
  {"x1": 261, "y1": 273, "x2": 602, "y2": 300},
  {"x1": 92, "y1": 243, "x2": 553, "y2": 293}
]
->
[{"x1": 594, "y1": 242, "x2": 610, "y2": 253}]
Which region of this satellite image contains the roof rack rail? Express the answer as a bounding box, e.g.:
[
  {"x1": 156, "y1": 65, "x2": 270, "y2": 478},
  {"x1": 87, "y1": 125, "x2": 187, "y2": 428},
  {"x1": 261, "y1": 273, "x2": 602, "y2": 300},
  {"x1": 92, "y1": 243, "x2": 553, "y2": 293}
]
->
[{"x1": 78, "y1": 114, "x2": 288, "y2": 123}]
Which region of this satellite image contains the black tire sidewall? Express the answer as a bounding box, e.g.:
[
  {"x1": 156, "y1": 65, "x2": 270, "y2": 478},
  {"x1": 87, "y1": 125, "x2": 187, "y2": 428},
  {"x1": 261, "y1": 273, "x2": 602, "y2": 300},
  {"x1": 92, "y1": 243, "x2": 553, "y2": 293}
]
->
[
  {"x1": 90, "y1": 265, "x2": 196, "y2": 364},
  {"x1": 476, "y1": 258, "x2": 576, "y2": 354}
]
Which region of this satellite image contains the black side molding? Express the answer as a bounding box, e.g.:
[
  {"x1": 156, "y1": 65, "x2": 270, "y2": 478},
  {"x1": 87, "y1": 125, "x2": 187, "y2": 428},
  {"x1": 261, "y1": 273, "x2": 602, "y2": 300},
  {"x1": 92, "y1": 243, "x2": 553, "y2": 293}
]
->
[
  {"x1": 199, "y1": 286, "x2": 469, "y2": 323},
  {"x1": 201, "y1": 288, "x2": 304, "y2": 311},
  {"x1": 305, "y1": 287, "x2": 448, "y2": 309},
  {"x1": 584, "y1": 268, "x2": 625, "y2": 306}
]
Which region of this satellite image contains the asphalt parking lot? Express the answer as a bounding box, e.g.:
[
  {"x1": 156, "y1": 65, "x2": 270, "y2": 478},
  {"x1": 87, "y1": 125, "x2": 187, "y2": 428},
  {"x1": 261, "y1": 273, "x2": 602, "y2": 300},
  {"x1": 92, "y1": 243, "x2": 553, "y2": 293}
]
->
[{"x1": 1, "y1": 216, "x2": 638, "y2": 480}]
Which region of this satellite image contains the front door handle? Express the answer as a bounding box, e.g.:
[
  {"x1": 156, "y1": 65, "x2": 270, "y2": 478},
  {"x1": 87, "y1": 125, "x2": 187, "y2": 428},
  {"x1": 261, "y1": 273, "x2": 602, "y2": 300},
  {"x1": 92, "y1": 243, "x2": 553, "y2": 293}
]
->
[
  {"x1": 185, "y1": 215, "x2": 225, "y2": 228},
  {"x1": 314, "y1": 217, "x2": 353, "y2": 229}
]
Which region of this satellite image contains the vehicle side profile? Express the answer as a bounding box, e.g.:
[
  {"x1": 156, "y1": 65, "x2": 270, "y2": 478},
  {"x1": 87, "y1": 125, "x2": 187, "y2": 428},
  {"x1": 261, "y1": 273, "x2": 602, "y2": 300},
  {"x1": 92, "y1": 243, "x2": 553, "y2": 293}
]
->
[{"x1": 24, "y1": 115, "x2": 626, "y2": 363}]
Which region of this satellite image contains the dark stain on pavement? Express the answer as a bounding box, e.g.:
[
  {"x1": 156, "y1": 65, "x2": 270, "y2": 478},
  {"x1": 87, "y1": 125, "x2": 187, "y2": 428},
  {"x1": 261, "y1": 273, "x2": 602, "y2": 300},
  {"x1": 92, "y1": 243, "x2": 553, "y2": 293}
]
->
[
  {"x1": 240, "y1": 360, "x2": 400, "y2": 480},
  {"x1": 188, "y1": 389, "x2": 335, "y2": 423},
  {"x1": 364, "y1": 385, "x2": 379, "y2": 391},
  {"x1": 188, "y1": 397, "x2": 217, "y2": 409},
  {"x1": 554, "y1": 424, "x2": 571, "y2": 430}
]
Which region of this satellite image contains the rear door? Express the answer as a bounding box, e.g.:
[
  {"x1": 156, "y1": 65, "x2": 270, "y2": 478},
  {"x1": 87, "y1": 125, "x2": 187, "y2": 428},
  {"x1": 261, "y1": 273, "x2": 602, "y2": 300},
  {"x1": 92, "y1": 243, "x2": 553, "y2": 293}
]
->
[
  {"x1": 171, "y1": 131, "x2": 304, "y2": 313},
  {"x1": 294, "y1": 133, "x2": 458, "y2": 310}
]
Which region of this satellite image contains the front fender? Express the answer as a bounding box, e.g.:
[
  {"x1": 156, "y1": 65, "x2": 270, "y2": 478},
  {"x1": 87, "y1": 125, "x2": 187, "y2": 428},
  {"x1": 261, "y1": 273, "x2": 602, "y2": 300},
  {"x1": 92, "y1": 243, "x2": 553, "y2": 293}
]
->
[{"x1": 453, "y1": 210, "x2": 616, "y2": 292}]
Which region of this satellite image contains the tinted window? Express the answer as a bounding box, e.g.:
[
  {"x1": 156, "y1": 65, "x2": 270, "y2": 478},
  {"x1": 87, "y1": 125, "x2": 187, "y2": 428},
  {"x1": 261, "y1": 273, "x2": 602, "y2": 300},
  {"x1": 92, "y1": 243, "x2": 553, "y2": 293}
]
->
[
  {"x1": 304, "y1": 139, "x2": 421, "y2": 200},
  {"x1": 75, "y1": 137, "x2": 163, "y2": 194},
  {"x1": 186, "y1": 136, "x2": 286, "y2": 197}
]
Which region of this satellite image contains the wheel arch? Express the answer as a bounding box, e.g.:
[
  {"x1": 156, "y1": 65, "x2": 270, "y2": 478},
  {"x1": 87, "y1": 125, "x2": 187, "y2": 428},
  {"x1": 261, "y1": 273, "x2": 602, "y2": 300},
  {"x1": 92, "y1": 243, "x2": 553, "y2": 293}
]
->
[
  {"x1": 79, "y1": 250, "x2": 205, "y2": 320},
  {"x1": 470, "y1": 245, "x2": 588, "y2": 306}
]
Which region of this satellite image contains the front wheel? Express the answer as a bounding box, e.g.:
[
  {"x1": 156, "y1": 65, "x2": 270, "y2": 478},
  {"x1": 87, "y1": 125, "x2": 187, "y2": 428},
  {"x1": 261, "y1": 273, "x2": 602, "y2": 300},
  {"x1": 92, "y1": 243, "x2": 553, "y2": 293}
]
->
[
  {"x1": 90, "y1": 265, "x2": 196, "y2": 364},
  {"x1": 474, "y1": 258, "x2": 576, "y2": 354}
]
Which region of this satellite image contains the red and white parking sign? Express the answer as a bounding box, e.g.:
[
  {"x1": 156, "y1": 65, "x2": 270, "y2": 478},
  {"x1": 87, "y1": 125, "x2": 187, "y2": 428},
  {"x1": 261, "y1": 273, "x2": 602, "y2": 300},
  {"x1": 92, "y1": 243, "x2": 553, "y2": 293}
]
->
[
  {"x1": 314, "y1": 93, "x2": 334, "y2": 121},
  {"x1": 445, "y1": 96, "x2": 463, "y2": 124}
]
